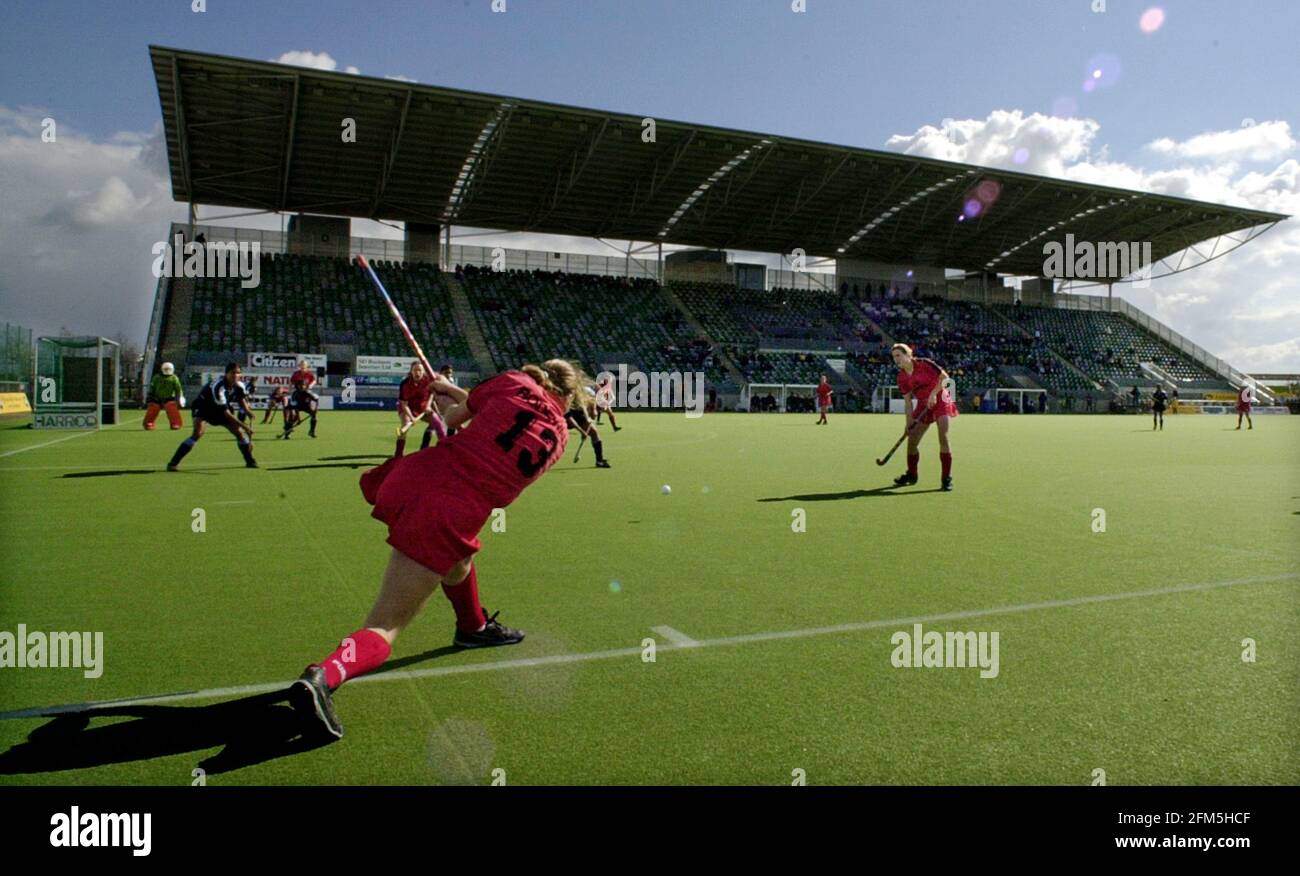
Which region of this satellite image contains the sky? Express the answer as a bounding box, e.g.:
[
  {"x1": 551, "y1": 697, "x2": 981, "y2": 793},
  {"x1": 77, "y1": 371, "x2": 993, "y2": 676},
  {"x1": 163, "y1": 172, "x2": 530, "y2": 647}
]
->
[{"x1": 0, "y1": 0, "x2": 1297, "y2": 369}]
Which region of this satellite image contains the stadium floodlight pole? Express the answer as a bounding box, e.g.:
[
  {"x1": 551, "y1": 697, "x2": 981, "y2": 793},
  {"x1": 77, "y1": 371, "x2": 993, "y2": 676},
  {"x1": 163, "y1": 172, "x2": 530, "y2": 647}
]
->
[{"x1": 357, "y1": 254, "x2": 435, "y2": 379}]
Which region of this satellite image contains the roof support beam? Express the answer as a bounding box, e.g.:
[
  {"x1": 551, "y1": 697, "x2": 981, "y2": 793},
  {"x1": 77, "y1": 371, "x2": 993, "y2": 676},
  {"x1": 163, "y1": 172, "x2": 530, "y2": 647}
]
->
[
  {"x1": 530, "y1": 117, "x2": 610, "y2": 228},
  {"x1": 193, "y1": 164, "x2": 281, "y2": 185},
  {"x1": 594, "y1": 130, "x2": 698, "y2": 238},
  {"x1": 278, "y1": 73, "x2": 300, "y2": 211},
  {"x1": 171, "y1": 56, "x2": 192, "y2": 199},
  {"x1": 371, "y1": 88, "x2": 413, "y2": 217}
]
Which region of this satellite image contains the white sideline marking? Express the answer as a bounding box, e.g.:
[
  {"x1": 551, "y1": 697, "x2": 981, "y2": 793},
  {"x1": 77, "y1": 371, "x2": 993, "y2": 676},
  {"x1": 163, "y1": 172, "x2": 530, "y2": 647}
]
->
[
  {"x1": 0, "y1": 414, "x2": 142, "y2": 458},
  {"x1": 651, "y1": 625, "x2": 701, "y2": 647},
  {"x1": 1, "y1": 572, "x2": 1294, "y2": 721},
  {"x1": 0, "y1": 431, "x2": 99, "y2": 458}
]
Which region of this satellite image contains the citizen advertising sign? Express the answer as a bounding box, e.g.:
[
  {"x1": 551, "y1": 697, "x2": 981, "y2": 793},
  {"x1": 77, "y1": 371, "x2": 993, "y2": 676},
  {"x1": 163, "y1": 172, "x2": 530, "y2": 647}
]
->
[
  {"x1": 33, "y1": 411, "x2": 98, "y2": 429},
  {"x1": 355, "y1": 355, "x2": 418, "y2": 375},
  {"x1": 247, "y1": 352, "x2": 327, "y2": 371}
]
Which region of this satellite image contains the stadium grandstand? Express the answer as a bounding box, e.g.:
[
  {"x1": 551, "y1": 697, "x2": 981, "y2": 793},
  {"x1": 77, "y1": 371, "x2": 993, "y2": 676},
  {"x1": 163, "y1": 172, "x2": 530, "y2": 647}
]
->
[{"x1": 142, "y1": 46, "x2": 1288, "y2": 415}]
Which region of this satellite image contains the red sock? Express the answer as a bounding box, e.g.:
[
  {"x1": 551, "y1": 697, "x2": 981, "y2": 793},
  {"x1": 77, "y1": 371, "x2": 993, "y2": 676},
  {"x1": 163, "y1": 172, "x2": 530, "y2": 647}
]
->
[
  {"x1": 317, "y1": 628, "x2": 391, "y2": 690},
  {"x1": 907, "y1": 452, "x2": 919, "y2": 477},
  {"x1": 442, "y1": 564, "x2": 485, "y2": 634},
  {"x1": 940, "y1": 452, "x2": 952, "y2": 478}
]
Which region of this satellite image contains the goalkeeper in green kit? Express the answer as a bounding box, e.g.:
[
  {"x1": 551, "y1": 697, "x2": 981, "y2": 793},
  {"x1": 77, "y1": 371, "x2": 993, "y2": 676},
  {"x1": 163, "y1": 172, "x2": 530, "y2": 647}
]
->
[{"x1": 144, "y1": 362, "x2": 184, "y2": 430}]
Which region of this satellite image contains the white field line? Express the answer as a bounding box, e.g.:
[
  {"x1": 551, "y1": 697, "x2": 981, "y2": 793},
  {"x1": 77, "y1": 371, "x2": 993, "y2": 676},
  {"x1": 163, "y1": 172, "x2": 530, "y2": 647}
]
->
[
  {"x1": 0, "y1": 431, "x2": 101, "y2": 459},
  {"x1": 0, "y1": 572, "x2": 1294, "y2": 721},
  {"x1": 651, "y1": 625, "x2": 701, "y2": 647},
  {"x1": 0, "y1": 413, "x2": 143, "y2": 459}
]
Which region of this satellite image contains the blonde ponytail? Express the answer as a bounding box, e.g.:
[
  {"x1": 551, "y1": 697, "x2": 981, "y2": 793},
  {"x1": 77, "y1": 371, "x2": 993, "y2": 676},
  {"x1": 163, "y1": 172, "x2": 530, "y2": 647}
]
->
[{"x1": 522, "y1": 359, "x2": 590, "y2": 410}]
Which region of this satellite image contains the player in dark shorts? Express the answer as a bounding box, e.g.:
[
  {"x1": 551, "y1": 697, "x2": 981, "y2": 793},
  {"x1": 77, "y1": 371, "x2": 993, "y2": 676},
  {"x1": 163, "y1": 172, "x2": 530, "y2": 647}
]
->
[
  {"x1": 566, "y1": 399, "x2": 611, "y2": 468},
  {"x1": 239, "y1": 377, "x2": 257, "y2": 425},
  {"x1": 1151, "y1": 387, "x2": 1169, "y2": 431},
  {"x1": 282, "y1": 360, "x2": 319, "y2": 439},
  {"x1": 166, "y1": 362, "x2": 257, "y2": 470}
]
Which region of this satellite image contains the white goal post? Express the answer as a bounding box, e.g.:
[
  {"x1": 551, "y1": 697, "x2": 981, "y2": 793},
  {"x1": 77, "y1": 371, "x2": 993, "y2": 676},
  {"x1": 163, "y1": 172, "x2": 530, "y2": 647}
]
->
[
  {"x1": 742, "y1": 383, "x2": 818, "y2": 412},
  {"x1": 33, "y1": 336, "x2": 120, "y2": 429},
  {"x1": 989, "y1": 386, "x2": 1047, "y2": 413}
]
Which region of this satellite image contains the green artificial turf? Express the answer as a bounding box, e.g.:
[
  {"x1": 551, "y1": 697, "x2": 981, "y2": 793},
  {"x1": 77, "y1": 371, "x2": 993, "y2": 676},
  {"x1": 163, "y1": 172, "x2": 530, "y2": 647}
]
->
[{"x1": 0, "y1": 410, "x2": 1296, "y2": 785}]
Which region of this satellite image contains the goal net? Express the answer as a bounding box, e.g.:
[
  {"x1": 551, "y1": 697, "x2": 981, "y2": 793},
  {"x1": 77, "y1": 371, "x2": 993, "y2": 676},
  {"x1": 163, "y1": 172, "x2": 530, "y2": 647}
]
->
[
  {"x1": 742, "y1": 383, "x2": 817, "y2": 413},
  {"x1": 989, "y1": 387, "x2": 1047, "y2": 413},
  {"x1": 33, "y1": 336, "x2": 120, "y2": 429}
]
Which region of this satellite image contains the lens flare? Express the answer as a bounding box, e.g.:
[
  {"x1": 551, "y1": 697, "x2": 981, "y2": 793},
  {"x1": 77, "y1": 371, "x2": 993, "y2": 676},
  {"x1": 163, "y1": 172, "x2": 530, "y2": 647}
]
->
[
  {"x1": 1084, "y1": 53, "x2": 1122, "y2": 90},
  {"x1": 976, "y1": 179, "x2": 1002, "y2": 204},
  {"x1": 1139, "y1": 7, "x2": 1165, "y2": 33}
]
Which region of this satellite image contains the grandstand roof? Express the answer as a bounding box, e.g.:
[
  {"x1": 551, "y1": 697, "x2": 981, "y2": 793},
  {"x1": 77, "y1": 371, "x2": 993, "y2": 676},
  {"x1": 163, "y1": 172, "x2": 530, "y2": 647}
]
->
[{"x1": 150, "y1": 45, "x2": 1287, "y2": 278}]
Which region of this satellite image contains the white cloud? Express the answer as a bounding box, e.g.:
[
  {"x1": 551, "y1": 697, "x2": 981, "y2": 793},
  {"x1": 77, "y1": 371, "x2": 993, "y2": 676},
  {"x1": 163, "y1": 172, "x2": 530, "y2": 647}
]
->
[
  {"x1": 884, "y1": 110, "x2": 1099, "y2": 179},
  {"x1": 273, "y1": 51, "x2": 360, "y2": 75},
  {"x1": 1148, "y1": 121, "x2": 1295, "y2": 163},
  {"x1": 385, "y1": 74, "x2": 418, "y2": 84},
  {"x1": 69, "y1": 176, "x2": 150, "y2": 226},
  {"x1": 0, "y1": 107, "x2": 177, "y2": 345},
  {"x1": 885, "y1": 111, "x2": 1300, "y2": 372}
]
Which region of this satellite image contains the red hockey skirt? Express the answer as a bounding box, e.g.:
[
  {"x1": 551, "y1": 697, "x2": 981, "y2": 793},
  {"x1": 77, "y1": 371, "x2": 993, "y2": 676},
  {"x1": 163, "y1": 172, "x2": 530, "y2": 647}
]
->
[
  {"x1": 1236, "y1": 401, "x2": 1252, "y2": 414},
  {"x1": 915, "y1": 398, "x2": 960, "y2": 425},
  {"x1": 360, "y1": 447, "x2": 494, "y2": 576}
]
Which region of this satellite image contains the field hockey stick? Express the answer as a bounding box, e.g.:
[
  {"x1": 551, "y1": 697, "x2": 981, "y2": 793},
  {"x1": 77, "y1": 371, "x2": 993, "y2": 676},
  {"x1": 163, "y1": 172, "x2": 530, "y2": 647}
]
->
[
  {"x1": 357, "y1": 255, "x2": 435, "y2": 379},
  {"x1": 875, "y1": 416, "x2": 925, "y2": 466},
  {"x1": 875, "y1": 431, "x2": 908, "y2": 466},
  {"x1": 281, "y1": 406, "x2": 318, "y2": 436},
  {"x1": 573, "y1": 430, "x2": 587, "y2": 462}
]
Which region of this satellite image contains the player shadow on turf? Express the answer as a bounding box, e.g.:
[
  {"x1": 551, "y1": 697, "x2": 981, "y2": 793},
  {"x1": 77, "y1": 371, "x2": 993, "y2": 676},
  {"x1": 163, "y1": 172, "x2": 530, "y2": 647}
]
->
[
  {"x1": 0, "y1": 689, "x2": 333, "y2": 776},
  {"x1": 372, "y1": 645, "x2": 462, "y2": 673},
  {"x1": 60, "y1": 469, "x2": 217, "y2": 478},
  {"x1": 269, "y1": 462, "x2": 381, "y2": 471},
  {"x1": 758, "y1": 485, "x2": 945, "y2": 502}
]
